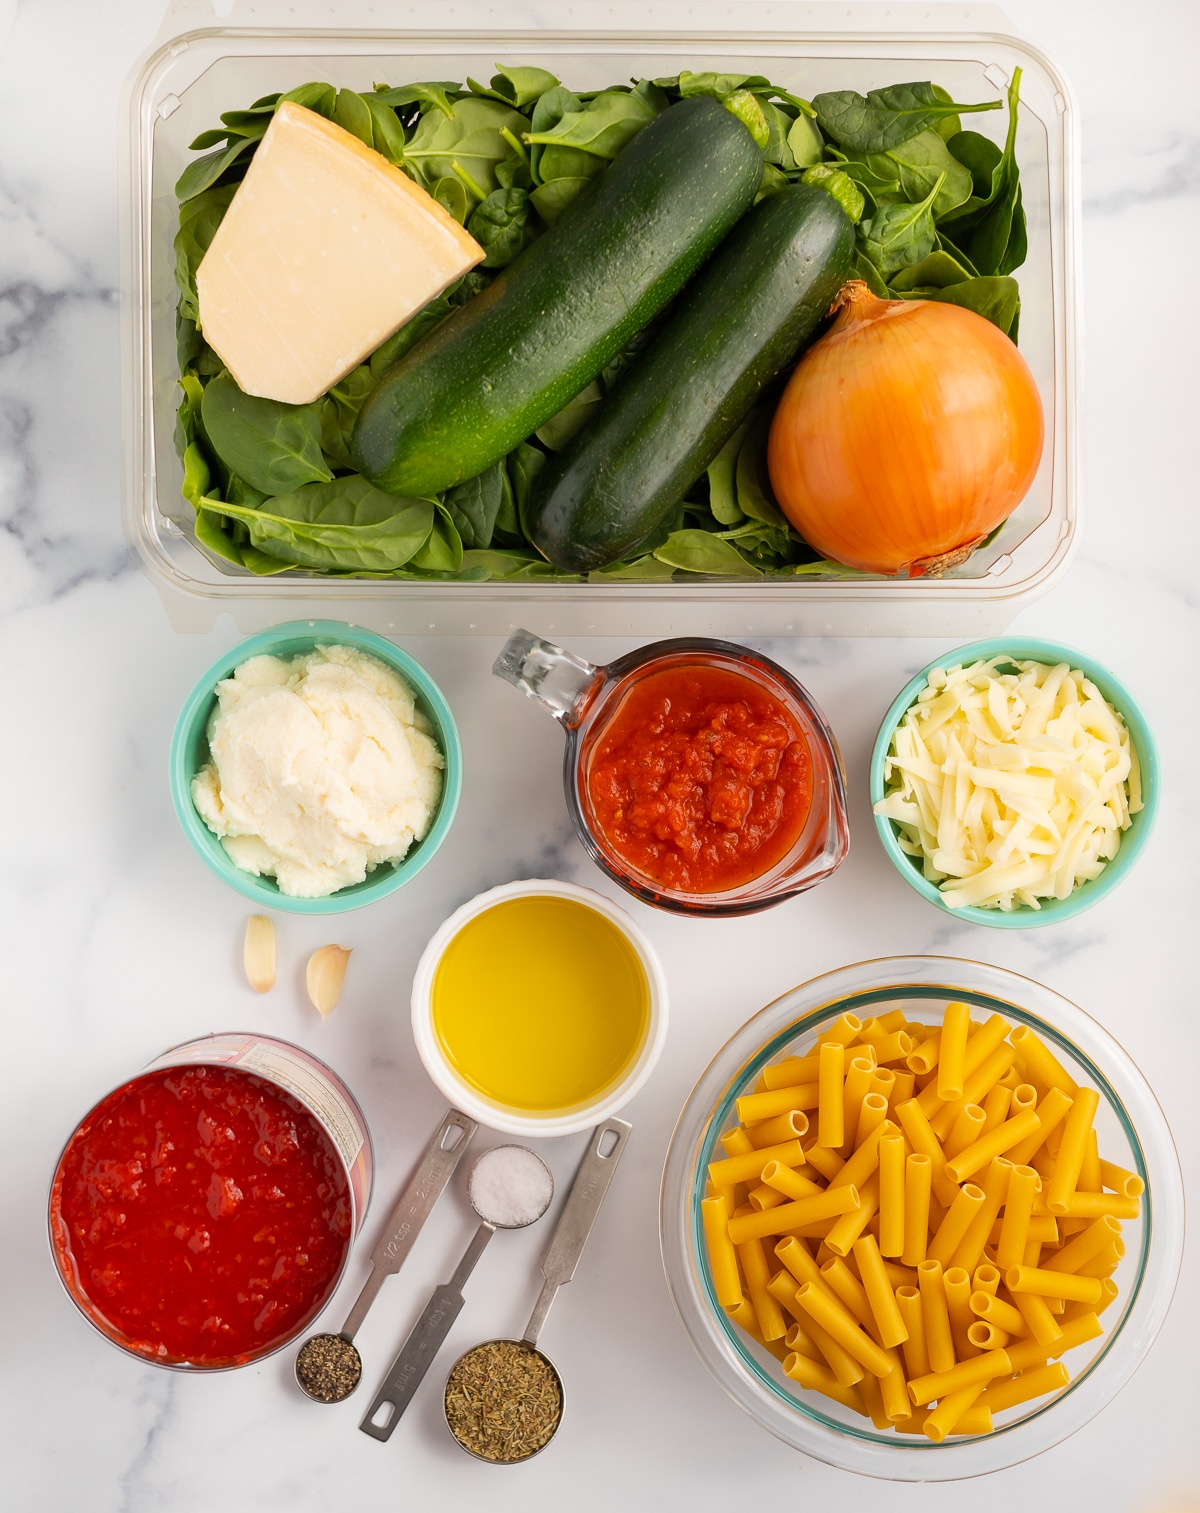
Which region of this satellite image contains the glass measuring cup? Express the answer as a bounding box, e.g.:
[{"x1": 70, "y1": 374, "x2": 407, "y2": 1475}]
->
[
  {"x1": 359, "y1": 1145, "x2": 554, "y2": 1441},
  {"x1": 443, "y1": 1118, "x2": 631, "y2": 1464},
  {"x1": 493, "y1": 630, "x2": 849, "y2": 916}
]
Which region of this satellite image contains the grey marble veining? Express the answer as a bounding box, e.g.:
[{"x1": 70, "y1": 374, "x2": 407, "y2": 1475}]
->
[{"x1": 1, "y1": 3, "x2": 1197, "y2": 1511}]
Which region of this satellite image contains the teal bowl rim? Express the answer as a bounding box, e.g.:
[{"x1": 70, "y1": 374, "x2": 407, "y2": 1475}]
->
[
  {"x1": 869, "y1": 637, "x2": 1160, "y2": 929},
  {"x1": 168, "y1": 621, "x2": 462, "y2": 915}
]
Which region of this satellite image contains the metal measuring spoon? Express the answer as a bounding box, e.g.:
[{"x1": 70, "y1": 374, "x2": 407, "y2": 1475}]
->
[
  {"x1": 294, "y1": 1109, "x2": 477, "y2": 1404},
  {"x1": 443, "y1": 1118, "x2": 631, "y2": 1464},
  {"x1": 359, "y1": 1144, "x2": 554, "y2": 1441}
]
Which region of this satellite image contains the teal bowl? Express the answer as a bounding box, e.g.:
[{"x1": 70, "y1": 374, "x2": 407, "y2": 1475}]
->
[
  {"x1": 870, "y1": 637, "x2": 1159, "y2": 929},
  {"x1": 169, "y1": 621, "x2": 462, "y2": 914}
]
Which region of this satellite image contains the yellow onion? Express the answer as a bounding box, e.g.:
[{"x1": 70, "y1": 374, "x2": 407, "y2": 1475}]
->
[{"x1": 767, "y1": 281, "x2": 1044, "y2": 576}]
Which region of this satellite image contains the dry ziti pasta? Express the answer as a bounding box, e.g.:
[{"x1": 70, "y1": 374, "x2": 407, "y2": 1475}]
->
[{"x1": 702, "y1": 1003, "x2": 1135, "y2": 1441}]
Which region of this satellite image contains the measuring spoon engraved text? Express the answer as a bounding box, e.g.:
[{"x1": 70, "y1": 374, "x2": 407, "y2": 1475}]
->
[
  {"x1": 359, "y1": 1145, "x2": 554, "y2": 1441},
  {"x1": 294, "y1": 1109, "x2": 477, "y2": 1403},
  {"x1": 444, "y1": 1117, "x2": 632, "y2": 1463}
]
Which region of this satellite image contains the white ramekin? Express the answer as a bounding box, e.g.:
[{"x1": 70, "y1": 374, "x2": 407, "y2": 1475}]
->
[{"x1": 411, "y1": 878, "x2": 668, "y2": 1137}]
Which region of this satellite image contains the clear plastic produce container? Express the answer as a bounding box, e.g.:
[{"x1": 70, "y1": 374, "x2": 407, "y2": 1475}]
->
[{"x1": 122, "y1": 1, "x2": 1080, "y2": 636}]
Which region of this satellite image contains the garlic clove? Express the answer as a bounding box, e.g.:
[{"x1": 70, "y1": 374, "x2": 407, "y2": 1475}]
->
[
  {"x1": 244, "y1": 915, "x2": 276, "y2": 993},
  {"x1": 307, "y1": 945, "x2": 352, "y2": 1019}
]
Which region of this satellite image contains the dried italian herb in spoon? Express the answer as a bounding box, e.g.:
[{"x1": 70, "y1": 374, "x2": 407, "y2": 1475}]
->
[{"x1": 444, "y1": 1340, "x2": 563, "y2": 1463}]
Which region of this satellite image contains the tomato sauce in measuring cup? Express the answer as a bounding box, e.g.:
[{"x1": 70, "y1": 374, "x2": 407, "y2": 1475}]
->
[{"x1": 494, "y1": 633, "x2": 849, "y2": 916}]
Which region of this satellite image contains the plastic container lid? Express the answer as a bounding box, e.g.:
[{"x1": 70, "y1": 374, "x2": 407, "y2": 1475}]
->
[{"x1": 123, "y1": 2, "x2": 1080, "y2": 636}]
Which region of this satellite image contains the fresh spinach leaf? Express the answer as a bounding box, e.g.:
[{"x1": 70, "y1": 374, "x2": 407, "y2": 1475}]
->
[
  {"x1": 528, "y1": 85, "x2": 582, "y2": 182},
  {"x1": 525, "y1": 89, "x2": 657, "y2": 160},
  {"x1": 175, "y1": 135, "x2": 257, "y2": 202},
  {"x1": 333, "y1": 88, "x2": 374, "y2": 146},
  {"x1": 361, "y1": 93, "x2": 407, "y2": 164},
  {"x1": 723, "y1": 90, "x2": 770, "y2": 150},
  {"x1": 319, "y1": 365, "x2": 377, "y2": 468},
  {"x1": 787, "y1": 113, "x2": 824, "y2": 167},
  {"x1": 964, "y1": 180, "x2": 1026, "y2": 277},
  {"x1": 857, "y1": 172, "x2": 944, "y2": 277},
  {"x1": 432, "y1": 176, "x2": 471, "y2": 223},
  {"x1": 213, "y1": 478, "x2": 435, "y2": 571},
  {"x1": 872, "y1": 129, "x2": 973, "y2": 217},
  {"x1": 506, "y1": 440, "x2": 548, "y2": 539},
  {"x1": 371, "y1": 81, "x2": 459, "y2": 119},
  {"x1": 914, "y1": 276, "x2": 1021, "y2": 338},
  {"x1": 759, "y1": 100, "x2": 798, "y2": 167},
  {"x1": 455, "y1": 547, "x2": 544, "y2": 579},
  {"x1": 944, "y1": 129, "x2": 1002, "y2": 202},
  {"x1": 188, "y1": 122, "x2": 268, "y2": 151},
  {"x1": 706, "y1": 423, "x2": 749, "y2": 526},
  {"x1": 802, "y1": 164, "x2": 865, "y2": 222},
  {"x1": 279, "y1": 81, "x2": 337, "y2": 117},
  {"x1": 403, "y1": 96, "x2": 529, "y2": 195},
  {"x1": 853, "y1": 249, "x2": 890, "y2": 298},
  {"x1": 929, "y1": 84, "x2": 963, "y2": 142},
  {"x1": 495, "y1": 137, "x2": 534, "y2": 189},
  {"x1": 633, "y1": 79, "x2": 671, "y2": 114},
  {"x1": 813, "y1": 81, "x2": 1000, "y2": 154},
  {"x1": 468, "y1": 187, "x2": 537, "y2": 267},
  {"x1": 177, "y1": 312, "x2": 207, "y2": 374},
  {"x1": 193, "y1": 498, "x2": 249, "y2": 568},
  {"x1": 201, "y1": 372, "x2": 332, "y2": 496},
  {"x1": 530, "y1": 177, "x2": 593, "y2": 222},
  {"x1": 888, "y1": 246, "x2": 975, "y2": 291},
  {"x1": 828, "y1": 149, "x2": 901, "y2": 201},
  {"x1": 535, "y1": 380, "x2": 604, "y2": 450},
  {"x1": 936, "y1": 70, "x2": 1025, "y2": 275},
  {"x1": 589, "y1": 555, "x2": 677, "y2": 581},
  {"x1": 537, "y1": 144, "x2": 605, "y2": 186},
  {"x1": 369, "y1": 295, "x2": 456, "y2": 378},
  {"x1": 443, "y1": 462, "x2": 506, "y2": 548},
  {"x1": 756, "y1": 163, "x2": 790, "y2": 202},
  {"x1": 735, "y1": 416, "x2": 789, "y2": 529},
  {"x1": 676, "y1": 71, "x2": 771, "y2": 99},
  {"x1": 467, "y1": 64, "x2": 560, "y2": 108},
  {"x1": 409, "y1": 503, "x2": 464, "y2": 572},
  {"x1": 653, "y1": 529, "x2": 761, "y2": 577},
  {"x1": 173, "y1": 183, "x2": 237, "y2": 323},
  {"x1": 492, "y1": 460, "x2": 520, "y2": 540}
]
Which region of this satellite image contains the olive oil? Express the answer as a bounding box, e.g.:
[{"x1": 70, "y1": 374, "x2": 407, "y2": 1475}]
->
[{"x1": 431, "y1": 896, "x2": 649, "y2": 1112}]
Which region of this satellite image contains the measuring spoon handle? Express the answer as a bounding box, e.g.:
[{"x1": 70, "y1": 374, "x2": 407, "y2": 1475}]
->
[
  {"x1": 359, "y1": 1221, "x2": 495, "y2": 1442},
  {"x1": 342, "y1": 1109, "x2": 477, "y2": 1340},
  {"x1": 523, "y1": 1118, "x2": 631, "y2": 1347}
]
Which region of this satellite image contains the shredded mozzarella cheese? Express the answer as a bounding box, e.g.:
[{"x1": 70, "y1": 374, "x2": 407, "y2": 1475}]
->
[{"x1": 874, "y1": 658, "x2": 1143, "y2": 911}]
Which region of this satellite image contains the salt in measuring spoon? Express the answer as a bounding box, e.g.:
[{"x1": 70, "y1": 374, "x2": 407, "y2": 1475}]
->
[
  {"x1": 443, "y1": 1118, "x2": 631, "y2": 1464},
  {"x1": 359, "y1": 1144, "x2": 554, "y2": 1441},
  {"x1": 294, "y1": 1109, "x2": 477, "y2": 1404}
]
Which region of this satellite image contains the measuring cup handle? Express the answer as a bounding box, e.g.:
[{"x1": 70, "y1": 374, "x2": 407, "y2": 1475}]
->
[
  {"x1": 523, "y1": 1118, "x2": 632, "y2": 1347},
  {"x1": 492, "y1": 629, "x2": 604, "y2": 729},
  {"x1": 359, "y1": 1222, "x2": 495, "y2": 1443},
  {"x1": 342, "y1": 1109, "x2": 478, "y2": 1341}
]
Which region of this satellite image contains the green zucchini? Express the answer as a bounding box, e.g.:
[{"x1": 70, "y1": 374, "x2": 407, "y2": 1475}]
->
[
  {"x1": 351, "y1": 97, "x2": 762, "y2": 496},
  {"x1": 528, "y1": 185, "x2": 855, "y2": 573}
]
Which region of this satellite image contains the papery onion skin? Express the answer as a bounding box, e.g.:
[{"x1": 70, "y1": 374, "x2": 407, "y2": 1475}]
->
[{"x1": 767, "y1": 282, "x2": 1045, "y2": 576}]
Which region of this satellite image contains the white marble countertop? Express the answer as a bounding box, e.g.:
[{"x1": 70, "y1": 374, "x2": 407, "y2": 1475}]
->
[{"x1": 2, "y1": 1, "x2": 1197, "y2": 1508}]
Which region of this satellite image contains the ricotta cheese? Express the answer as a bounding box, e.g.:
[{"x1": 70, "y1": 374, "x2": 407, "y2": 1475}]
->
[
  {"x1": 874, "y1": 657, "x2": 1143, "y2": 911},
  {"x1": 196, "y1": 102, "x2": 484, "y2": 404},
  {"x1": 193, "y1": 645, "x2": 443, "y2": 898}
]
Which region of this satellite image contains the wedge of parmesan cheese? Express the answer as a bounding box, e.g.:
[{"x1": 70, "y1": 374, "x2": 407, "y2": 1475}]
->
[
  {"x1": 874, "y1": 658, "x2": 1143, "y2": 911},
  {"x1": 196, "y1": 102, "x2": 484, "y2": 404}
]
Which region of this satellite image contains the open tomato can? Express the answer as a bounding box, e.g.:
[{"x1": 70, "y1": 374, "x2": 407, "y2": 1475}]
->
[
  {"x1": 494, "y1": 630, "x2": 849, "y2": 916},
  {"x1": 47, "y1": 1033, "x2": 373, "y2": 1371}
]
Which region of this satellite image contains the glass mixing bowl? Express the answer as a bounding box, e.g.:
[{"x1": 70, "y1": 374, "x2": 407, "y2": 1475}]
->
[{"x1": 659, "y1": 956, "x2": 1183, "y2": 1480}]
